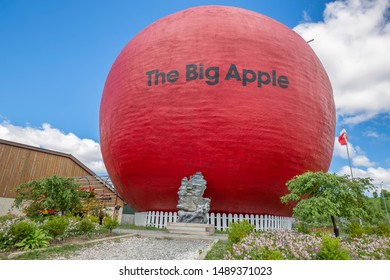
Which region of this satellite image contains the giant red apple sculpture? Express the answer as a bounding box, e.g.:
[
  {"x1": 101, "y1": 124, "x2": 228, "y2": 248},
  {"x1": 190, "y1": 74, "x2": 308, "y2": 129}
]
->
[{"x1": 100, "y1": 6, "x2": 335, "y2": 216}]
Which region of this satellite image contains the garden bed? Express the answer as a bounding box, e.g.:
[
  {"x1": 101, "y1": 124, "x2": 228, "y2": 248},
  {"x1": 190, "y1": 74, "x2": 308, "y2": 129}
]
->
[{"x1": 205, "y1": 229, "x2": 390, "y2": 260}]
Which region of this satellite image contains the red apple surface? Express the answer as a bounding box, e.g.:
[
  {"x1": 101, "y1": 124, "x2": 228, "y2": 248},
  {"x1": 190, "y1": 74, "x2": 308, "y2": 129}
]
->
[{"x1": 100, "y1": 6, "x2": 336, "y2": 216}]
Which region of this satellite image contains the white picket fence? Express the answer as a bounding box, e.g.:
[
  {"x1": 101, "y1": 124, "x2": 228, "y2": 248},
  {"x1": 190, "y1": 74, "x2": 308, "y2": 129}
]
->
[{"x1": 144, "y1": 211, "x2": 294, "y2": 231}]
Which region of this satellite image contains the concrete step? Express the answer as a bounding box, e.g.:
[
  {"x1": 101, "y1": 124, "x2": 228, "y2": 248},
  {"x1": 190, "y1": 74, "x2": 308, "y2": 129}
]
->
[{"x1": 166, "y1": 222, "x2": 215, "y2": 235}]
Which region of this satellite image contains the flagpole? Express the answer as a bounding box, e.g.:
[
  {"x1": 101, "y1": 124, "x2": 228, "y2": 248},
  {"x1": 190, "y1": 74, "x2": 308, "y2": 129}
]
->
[
  {"x1": 380, "y1": 182, "x2": 390, "y2": 225},
  {"x1": 345, "y1": 143, "x2": 354, "y2": 179},
  {"x1": 339, "y1": 128, "x2": 354, "y2": 179}
]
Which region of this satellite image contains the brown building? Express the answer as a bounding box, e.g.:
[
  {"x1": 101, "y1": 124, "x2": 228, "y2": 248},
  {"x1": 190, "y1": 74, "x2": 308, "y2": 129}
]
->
[{"x1": 0, "y1": 138, "x2": 123, "y2": 217}]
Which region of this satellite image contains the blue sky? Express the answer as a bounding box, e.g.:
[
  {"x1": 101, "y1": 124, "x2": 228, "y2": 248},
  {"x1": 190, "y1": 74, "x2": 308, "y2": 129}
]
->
[{"x1": 1, "y1": 0, "x2": 389, "y2": 191}]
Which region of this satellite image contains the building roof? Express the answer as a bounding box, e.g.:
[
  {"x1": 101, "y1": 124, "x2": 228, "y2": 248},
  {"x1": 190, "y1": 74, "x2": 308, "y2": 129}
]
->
[{"x1": 0, "y1": 138, "x2": 96, "y2": 177}]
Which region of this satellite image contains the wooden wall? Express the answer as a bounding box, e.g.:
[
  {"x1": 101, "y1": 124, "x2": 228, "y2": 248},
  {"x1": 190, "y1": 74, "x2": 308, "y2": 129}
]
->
[
  {"x1": 0, "y1": 140, "x2": 93, "y2": 198},
  {"x1": 74, "y1": 176, "x2": 122, "y2": 208}
]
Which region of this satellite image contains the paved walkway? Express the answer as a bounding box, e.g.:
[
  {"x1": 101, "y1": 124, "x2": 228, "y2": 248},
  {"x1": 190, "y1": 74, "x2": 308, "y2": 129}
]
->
[
  {"x1": 112, "y1": 228, "x2": 228, "y2": 241},
  {"x1": 47, "y1": 229, "x2": 228, "y2": 260},
  {"x1": 7, "y1": 228, "x2": 227, "y2": 260}
]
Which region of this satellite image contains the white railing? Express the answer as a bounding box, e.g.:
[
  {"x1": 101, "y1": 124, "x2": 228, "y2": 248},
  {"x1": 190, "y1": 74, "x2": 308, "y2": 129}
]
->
[
  {"x1": 143, "y1": 211, "x2": 294, "y2": 231},
  {"x1": 145, "y1": 211, "x2": 179, "y2": 229}
]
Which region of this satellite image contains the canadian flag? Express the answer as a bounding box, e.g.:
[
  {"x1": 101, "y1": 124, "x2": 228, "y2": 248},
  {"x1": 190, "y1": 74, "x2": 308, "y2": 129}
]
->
[{"x1": 338, "y1": 129, "x2": 348, "y2": 146}]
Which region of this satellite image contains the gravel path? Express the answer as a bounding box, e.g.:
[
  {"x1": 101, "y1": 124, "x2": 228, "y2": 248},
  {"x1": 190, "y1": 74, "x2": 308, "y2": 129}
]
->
[{"x1": 51, "y1": 235, "x2": 215, "y2": 260}]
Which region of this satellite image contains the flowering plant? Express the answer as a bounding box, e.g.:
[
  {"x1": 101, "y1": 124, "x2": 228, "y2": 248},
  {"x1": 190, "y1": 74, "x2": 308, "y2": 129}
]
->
[{"x1": 225, "y1": 230, "x2": 390, "y2": 260}]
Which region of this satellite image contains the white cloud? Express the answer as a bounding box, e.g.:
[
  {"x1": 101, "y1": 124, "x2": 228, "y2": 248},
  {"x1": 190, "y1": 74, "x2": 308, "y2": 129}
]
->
[
  {"x1": 333, "y1": 136, "x2": 375, "y2": 167},
  {"x1": 338, "y1": 165, "x2": 390, "y2": 191},
  {"x1": 364, "y1": 129, "x2": 390, "y2": 140},
  {"x1": 334, "y1": 133, "x2": 388, "y2": 191},
  {"x1": 352, "y1": 155, "x2": 375, "y2": 167},
  {"x1": 294, "y1": 0, "x2": 390, "y2": 125},
  {"x1": 302, "y1": 10, "x2": 312, "y2": 22},
  {"x1": 365, "y1": 131, "x2": 380, "y2": 138},
  {"x1": 0, "y1": 121, "x2": 106, "y2": 175}
]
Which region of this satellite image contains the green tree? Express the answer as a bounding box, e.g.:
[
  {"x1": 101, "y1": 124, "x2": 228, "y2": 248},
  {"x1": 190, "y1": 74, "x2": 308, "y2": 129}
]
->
[
  {"x1": 381, "y1": 189, "x2": 390, "y2": 198},
  {"x1": 14, "y1": 176, "x2": 88, "y2": 217},
  {"x1": 281, "y1": 171, "x2": 374, "y2": 237}
]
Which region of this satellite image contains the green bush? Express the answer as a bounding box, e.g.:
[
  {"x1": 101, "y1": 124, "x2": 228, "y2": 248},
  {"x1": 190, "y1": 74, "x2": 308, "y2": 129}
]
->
[
  {"x1": 76, "y1": 218, "x2": 96, "y2": 235},
  {"x1": 87, "y1": 215, "x2": 100, "y2": 224},
  {"x1": 60, "y1": 216, "x2": 97, "y2": 237},
  {"x1": 295, "y1": 221, "x2": 310, "y2": 234},
  {"x1": 42, "y1": 216, "x2": 69, "y2": 238},
  {"x1": 316, "y1": 235, "x2": 351, "y2": 260},
  {"x1": 386, "y1": 244, "x2": 390, "y2": 259},
  {"x1": 14, "y1": 176, "x2": 85, "y2": 217},
  {"x1": 23, "y1": 201, "x2": 44, "y2": 218},
  {"x1": 226, "y1": 220, "x2": 254, "y2": 245},
  {"x1": 0, "y1": 229, "x2": 10, "y2": 250},
  {"x1": 370, "y1": 222, "x2": 390, "y2": 237},
  {"x1": 15, "y1": 227, "x2": 51, "y2": 250},
  {"x1": 346, "y1": 222, "x2": 366, "y2": 238},
  {"x1": 250, "y1": 248, "x2": 285, "y2": 260},
  {"x1": 103, "y1": 216, "x2": 119, "y2": 233},
  {"x1": 9, "y1": 221, "x2": 37, "y2": 245}
]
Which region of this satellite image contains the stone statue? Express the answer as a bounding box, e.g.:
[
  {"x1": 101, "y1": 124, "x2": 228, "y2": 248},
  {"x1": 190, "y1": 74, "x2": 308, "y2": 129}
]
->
[{"x1": 177, "y1": 172, "x2": 210, "y2": 224}]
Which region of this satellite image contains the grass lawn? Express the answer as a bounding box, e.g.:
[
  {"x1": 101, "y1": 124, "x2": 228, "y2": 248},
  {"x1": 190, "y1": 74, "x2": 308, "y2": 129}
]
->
[
  {"x1": 10, "y1": 243, "x2": 85, "y2": 260},
  {"x1": 0, "y1": 233, "x2": 124, "y2": 260},
  {"x1": 204, "y1": 240, "x2": 228, "y2": 260}
]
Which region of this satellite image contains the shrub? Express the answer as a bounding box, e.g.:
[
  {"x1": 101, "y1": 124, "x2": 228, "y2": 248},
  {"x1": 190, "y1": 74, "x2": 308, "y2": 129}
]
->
[
  {"x1": 42, "y1": 216, "x2": 69, "y2": 238},
  {"x1": 371, "y1": 223, "x2": 390, "y2": 237},
  {"x1": 14, "y1": 176, "x2": 85, "y2": 217},
  {"x1": 0, "y1": 227, "x2": 11, "y2": 250},
  {"x1": 295, "y1": 221, "x2": 310, "y2": 234},
  {"x1": 76, "y1": 218, "x2": 96, "y2": 235},
  {"x1": 262, "y1": 249, "x2": 285, "y2": 260},
  {"x1": 0, "y1": 214, "x2": 17, "y2": 222},
  {"x1": 224, "y1": 230, "x2": 389, "y2": 260},
  {"x1": 249, "y1": 248, "x2": 285, "y2": 260},
  {"x1": 346, "y1": 222, "x2": 366, "y2": 238},
  {"x1": 15, "y1": 227, "x2": 51, "y2": 250},
  {"x1": 0, "y1": 218, "x2": 22, "y2": 251},
  {"x1": 103, "y1": 216, "x2": 119, "y2": 233},
  {"x1": 22, "y1": 201, "x2": 44, "y2": 218},
  {"x1": 62, "y1": 217, "x2": 81, "y2": 237},
  {"x1": 87, "y1": 215, "x2": 100, "y2": 224},
  {"x1": 62, "y1": 216, "x2": 101, "y2": 237},
  {"x1": 310, "y1": 228, "x2": 331, "y2": 238},
  {"x1": 316, "y1": 235, "x2": 351, "y2": 260},
  {"x1": 226, "y1": 220, "x2": 254, "y2": 245},
  {"x1": 9, "y1": 221, "x2": 37, "y2": 245}
]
